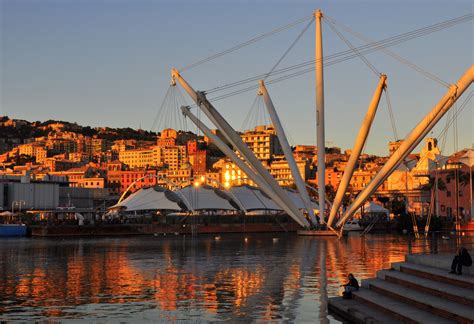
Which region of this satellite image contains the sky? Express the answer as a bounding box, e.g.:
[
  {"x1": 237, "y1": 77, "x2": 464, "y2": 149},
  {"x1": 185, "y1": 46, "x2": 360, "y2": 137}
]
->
[{"x1": 1, "y1": 0, "x2": 473, "y2": 156}]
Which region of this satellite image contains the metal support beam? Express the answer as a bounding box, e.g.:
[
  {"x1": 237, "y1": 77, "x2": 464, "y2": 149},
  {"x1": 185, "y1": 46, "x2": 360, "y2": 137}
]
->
[
  {"x1": 336, "y1": 64, "x2": 473, "y2": 229},
  {"x1": 327, "y1": 74, "x2": 386, "y2": 228},
  {"x1": 180, "y1": 106, "x2": 312, "y2": 227},
  {"x1": 172, "y1": 69, "x2": 309, "y2": 228},
  {"x1": 258, "y1": 80, "x2": 317, "y2": 226},
  {"x1": 315, "y1": 9, "x2": 326, "y2": 222}
]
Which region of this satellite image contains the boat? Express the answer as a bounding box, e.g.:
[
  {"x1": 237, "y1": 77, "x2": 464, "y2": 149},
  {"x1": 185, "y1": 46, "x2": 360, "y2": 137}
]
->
[
  {"x1": 343, "y1": 220, "x2": 364, "y2": 232},
  {"x1": 0, "y1": 224, "x2": 27, "y2": 237}
]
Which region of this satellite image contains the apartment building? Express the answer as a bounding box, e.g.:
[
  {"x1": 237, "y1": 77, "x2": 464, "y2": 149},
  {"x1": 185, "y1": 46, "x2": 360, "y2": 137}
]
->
[
  {"x1": 269, "y1": 156, "x2": 311, "y2": 186},
  {"x1": 119, "y1": 147, "x2": 160, "y2": 169},
  {"x1": 240, "y1": 125, "x2": 283, "y2": 161}
]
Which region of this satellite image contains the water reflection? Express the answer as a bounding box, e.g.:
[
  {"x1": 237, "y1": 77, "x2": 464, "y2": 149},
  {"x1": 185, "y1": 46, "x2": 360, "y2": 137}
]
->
[{"x1": 0, "y1": 233, "x2": 409, "y2": 322}]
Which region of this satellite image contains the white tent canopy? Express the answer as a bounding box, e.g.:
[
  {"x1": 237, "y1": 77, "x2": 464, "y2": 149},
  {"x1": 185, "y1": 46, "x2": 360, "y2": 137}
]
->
[
  {"x1": 284, "y1": 189, "x2": 319, "y2": 211},
  {"x1": 178, "y1": 185, "x2": 238, "y2": 210},
  {"x1": 112, "y1": 186, "x2": 183, "y2": 211},
  {"x1": 357, "y1": 201, "x2": 389, "y2": 219},
  {"x1": 458, "y1": 149, "x2": 474, "y2": 167},
  {"x1": 231, "y1": 185, "x2": 281, "y2": 211}
]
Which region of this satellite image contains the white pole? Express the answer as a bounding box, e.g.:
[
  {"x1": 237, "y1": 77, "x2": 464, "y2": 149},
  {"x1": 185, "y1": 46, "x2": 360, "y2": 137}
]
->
[
  {"x1": 181, "y1": 106, "x2": 309, "y2": 228},
  {"x1": 337, "y1": 65, "x2": 473, "y2": 228},
  {"x1": 172, "y1": 69, "x2": 310, "y2": 228},
  {"x1": 327, "y1": 75, "x2": 386, "y2": 228},
  {"x1": 435, "y1": 166, "x2": 439, "y2": 217},
  {"x1": 315, "y1": 9, "x2": 326, "y2": 224},
  {"x1": 470, "y1": 165, "x2": 473, "y2": 221},
  {"x1": 259, "y1": 80, "x2": 317, "y2": 226}
]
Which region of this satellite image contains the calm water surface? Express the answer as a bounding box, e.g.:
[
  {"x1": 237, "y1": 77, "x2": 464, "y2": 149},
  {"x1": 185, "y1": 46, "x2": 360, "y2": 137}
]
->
[{"x1": 0, "y1": 233, "x2": 410, "y2": 322}]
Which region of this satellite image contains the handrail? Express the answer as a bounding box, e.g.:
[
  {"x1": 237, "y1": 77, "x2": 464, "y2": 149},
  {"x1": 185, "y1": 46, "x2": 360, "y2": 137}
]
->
[{"x1": 407, "y1": 230, "x2": 474, "y2": 255}]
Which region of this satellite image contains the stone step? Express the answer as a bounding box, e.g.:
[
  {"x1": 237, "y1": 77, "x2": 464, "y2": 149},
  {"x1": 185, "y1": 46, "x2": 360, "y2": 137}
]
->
[
  {"x1": 363, "y1": 278, "x2": 474, "y2": 323},
  {"x1": 328, "y1": 296, "x2": 403, "y2": 324},
  {"x1": 377, "y1": 269, "x2": 474, "y2": 307},
  {"x1": 392, "y1": 261, "x2": 474, "y2": 290},
  {"x1": 352, "y1": 288, "x2": 455, "y2": 324},
  {"x1": 406, "y1": 254, "x2": 473, "y2": 276}
]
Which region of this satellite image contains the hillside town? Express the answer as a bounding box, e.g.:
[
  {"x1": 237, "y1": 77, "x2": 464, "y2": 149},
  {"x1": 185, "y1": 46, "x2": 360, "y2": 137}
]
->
[{"x1": 1, "y1": 116, "x2": 471, "y2": 223}]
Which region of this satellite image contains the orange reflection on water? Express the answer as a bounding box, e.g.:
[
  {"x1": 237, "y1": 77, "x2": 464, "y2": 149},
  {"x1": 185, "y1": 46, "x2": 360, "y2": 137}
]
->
[
  {"x1": 0, "y1": 234, "x2": 412, "y2": 322},
  {"x1": 214, "y1": 266, "x2": 266, "y2": 309}
]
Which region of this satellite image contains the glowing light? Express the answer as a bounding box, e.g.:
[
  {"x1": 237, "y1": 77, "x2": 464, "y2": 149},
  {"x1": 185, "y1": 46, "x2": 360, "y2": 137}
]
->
[
  {"x1": 200, "y1": 176, "x2": 205, "y2": 182},
  {"x1": 224, "y1": 182, "x2": 230, "y2": 188},
  {"x1": 194, "y1": 181, "x2": 200, "y2": 187}
]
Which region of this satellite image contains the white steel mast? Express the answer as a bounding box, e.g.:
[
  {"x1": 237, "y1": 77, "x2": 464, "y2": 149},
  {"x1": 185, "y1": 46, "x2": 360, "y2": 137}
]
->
[
  {"x1": 172, "y1": 69, "x2": 310, "y2": 228},
  {"x1": 327, "y1": 74, "x2": 387, "y2": 229},
  {"x1": 336, "y1": 64, "x2": 474, "y2": 229},
  {"x1": 315, "y1": 9, "x2": 326, "y2": 223},
  {"x1": 258, "y1": 80, "x2": 317, "y2": 226}
]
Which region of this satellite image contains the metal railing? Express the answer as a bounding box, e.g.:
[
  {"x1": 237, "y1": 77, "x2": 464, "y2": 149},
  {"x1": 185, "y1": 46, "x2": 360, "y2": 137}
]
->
[{"x1": 407, "y1": 230, "x2": 474, "y2": 255}]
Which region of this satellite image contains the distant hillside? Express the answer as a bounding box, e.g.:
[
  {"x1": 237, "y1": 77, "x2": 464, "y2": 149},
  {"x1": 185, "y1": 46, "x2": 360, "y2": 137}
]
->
[{"x1": 0, "y1": 116, "x2": 158, "y2": 141}]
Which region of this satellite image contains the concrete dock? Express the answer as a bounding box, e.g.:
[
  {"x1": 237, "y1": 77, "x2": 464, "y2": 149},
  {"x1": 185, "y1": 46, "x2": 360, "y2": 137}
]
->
[{"x1": 328, "y1": 253, "x2": 474, "y2": 323}]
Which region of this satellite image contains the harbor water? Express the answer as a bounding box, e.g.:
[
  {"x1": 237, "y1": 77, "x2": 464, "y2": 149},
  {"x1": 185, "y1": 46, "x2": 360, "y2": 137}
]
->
[{"x1": 0, "y1": 233, "x2": 410, "y2": 322}]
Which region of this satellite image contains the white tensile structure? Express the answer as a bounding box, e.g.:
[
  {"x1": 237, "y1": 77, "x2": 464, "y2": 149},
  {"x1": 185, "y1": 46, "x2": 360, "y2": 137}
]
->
[
  {"x1": 177, "y1": 185, "x2": 239, "y2": 211},
  {"x1": 355, "y1": 201, "x2": 390, "y2": 221},
  {"x1": 231, "y1": 185, "x2": 281, "y2": 211},
  {"x1": 284, "y1": 189, "x2": 319, "y2": 212},
  {"x1": 112, "y1": 186, "x2": 183, "y2": 211},
  {"x1": 169, "y1": 9, "x2": 473, "y2": 236}
]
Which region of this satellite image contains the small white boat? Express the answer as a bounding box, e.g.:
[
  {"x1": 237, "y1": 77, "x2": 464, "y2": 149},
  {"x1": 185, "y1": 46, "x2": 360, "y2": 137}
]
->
[{"x1": 343, "y1": 220, "x2": 363, "y2": 232}]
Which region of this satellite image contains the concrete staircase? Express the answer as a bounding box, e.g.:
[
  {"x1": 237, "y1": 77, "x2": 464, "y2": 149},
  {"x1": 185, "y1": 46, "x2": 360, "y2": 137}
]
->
[{"x1": 328, "y1": 254, "x2": 474, "y2": 323}]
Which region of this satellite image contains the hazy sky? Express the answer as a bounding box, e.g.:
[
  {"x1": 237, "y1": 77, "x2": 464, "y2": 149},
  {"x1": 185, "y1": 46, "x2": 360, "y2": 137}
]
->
[{"x1": 1, "y1": 0, "x2": 472, "y2": 156}]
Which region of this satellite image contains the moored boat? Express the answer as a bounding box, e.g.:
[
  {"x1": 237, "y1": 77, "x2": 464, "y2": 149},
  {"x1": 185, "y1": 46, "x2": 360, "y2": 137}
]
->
[
  {"x1": 0, "y1": 224, "x2": 27, "y2": 237},
  {"x1": 343, "y1": 220, "x2": 364, "y2": 232}
]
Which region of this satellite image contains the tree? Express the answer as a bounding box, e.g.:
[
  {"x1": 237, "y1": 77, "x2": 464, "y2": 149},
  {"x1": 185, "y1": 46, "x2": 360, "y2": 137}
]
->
[
  {"x1": 458, "y1": 170, "x2": 470, "y2": 187},
  {"x1": 421, "y1": 175, "x2": 446, "y2": 192}
]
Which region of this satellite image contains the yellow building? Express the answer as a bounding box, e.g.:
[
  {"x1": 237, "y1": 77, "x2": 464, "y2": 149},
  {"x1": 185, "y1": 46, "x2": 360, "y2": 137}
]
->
[
  {"x1": 240, "y1": 125, "x2": 282, "y2": 161},
  {"x1": 162, "y1": 146, "x2": 186, "y2": 170},
  {"x1": 118, "y1": 144, "x2": 186, "y2": 170},
  {"x1": 269, "y1": 156, "x2": 310, "y2": 186},
  {"x1": 388, "y1": 138, "x2": 440, "y2": 191},
  {"x1": 17, "y1": 142, "x2": 47, "y2": 163},
  {"x1": 119, "y1": 147, "x2": 160, "y2": 169}
]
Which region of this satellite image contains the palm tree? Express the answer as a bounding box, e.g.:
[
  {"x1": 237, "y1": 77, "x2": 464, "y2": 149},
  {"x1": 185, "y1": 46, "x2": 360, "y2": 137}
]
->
[
  {"x1": 458, "y1": 170, "x2": 470, "y2": 187},
  {"x1": 421, "y1": 176, "x2": 446, "y2": 191}
]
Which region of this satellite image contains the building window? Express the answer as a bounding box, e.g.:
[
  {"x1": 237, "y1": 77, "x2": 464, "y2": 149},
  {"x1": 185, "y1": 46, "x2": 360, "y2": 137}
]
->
[
  {"x1": 447, "y1": 191, "x2": 451, "y2": 197},
  {"x1": 441, "y1": 205, "x2": 445, "y2": 211}
]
